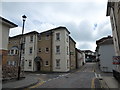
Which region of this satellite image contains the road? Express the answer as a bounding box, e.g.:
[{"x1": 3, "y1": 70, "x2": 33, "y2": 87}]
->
[{"x1": 27, "y1": 62, "x2": 101, "y2": 88}]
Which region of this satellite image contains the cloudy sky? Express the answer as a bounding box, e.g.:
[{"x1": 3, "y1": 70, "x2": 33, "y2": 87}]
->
[{"x1": 1, "y1": 0, "x2": 112, "y2": 51}]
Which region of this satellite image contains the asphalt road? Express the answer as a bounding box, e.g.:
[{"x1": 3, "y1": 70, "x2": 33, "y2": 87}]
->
[{"x1": 28, "y1": 62, "x2": 101, "y2": 88}]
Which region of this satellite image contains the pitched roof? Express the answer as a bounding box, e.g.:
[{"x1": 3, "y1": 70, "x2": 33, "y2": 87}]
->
[
  {"x1": 0, "y1": 16, "x2": 18, "y2": 28},
  {"x1": 9, "y1": 31, "x2": 39, "y2": 39},
  {"x1": 96, "y1": 36, "x2": 113, "y2": 45}
]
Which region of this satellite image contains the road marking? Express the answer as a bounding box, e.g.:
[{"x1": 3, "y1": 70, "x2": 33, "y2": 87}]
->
[
  {"x1": 91, "y1": 78, "x2": 95, "y2": 88},
  {"x1": 95, "y1": 73, "x2": 98, "y2": 78},
  {"x1": 29, "y1": 78, "x2": 45, "y2": 88},
  {"x1": 48, "y1": 79, "x2": 52, "y2": 81}
]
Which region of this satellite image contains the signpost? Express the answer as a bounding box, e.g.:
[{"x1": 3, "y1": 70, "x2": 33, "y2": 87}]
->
[{"x1": 113, "y1": 56, "x2": 120, "y2": 64}]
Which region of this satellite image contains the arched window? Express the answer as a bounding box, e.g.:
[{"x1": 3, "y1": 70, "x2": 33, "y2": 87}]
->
[{"x1": 9, "y1": 46, "x2": 19, "y2": 55}]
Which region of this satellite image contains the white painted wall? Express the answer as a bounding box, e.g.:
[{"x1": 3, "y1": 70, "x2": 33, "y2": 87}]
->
[
  {"x1": 52, "y1": 29, "x2": 70, "y2": 72},
  {"x1": 23, "y1": 34, "x2": 37, "y2": 71},
  {"x1": 110, "y1": 7, "x2": 120, "y2": 72},
  {"x1": 110, "y1": 8, "x2": 119, "y2": 56},
  {"x1": 0, "y1": 23, "x2": 9, "y2": 50},
  {"x1": 82, "y1": 52, "x2": 86, "y2": 64},
  {"x1": 99, "y1": 44, "x2": 116, "y2": 72},
  {"x1": 76, "y1": 52, "x2": 82, "y2": 68}
]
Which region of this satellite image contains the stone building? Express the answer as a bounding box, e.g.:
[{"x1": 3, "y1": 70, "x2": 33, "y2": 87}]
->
[
  {"x1": 36, "y1": 30, "x2": 52, "y2": 72},
  {"x1": 106, "y1": 0, "x2": 120, "y2": 80},
  {"x1": 69, "y1": 36, "x2": 76, "y2": 70},
  {"x1": 8, "y1": 26, "x2": 77, "y2": 72},
  {"x1": 75, "y1": 48, "x2": 85, "y2": 69}
]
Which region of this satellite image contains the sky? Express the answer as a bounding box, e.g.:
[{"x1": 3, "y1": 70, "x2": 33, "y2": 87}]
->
[{"x1": 1, "y1": 0, "x2": 112, "y2": 51}]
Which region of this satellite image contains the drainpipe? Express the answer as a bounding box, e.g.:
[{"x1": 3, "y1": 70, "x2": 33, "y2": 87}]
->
[{"x1": 50, "y1": 31, "x2": 53, "y2": 72}]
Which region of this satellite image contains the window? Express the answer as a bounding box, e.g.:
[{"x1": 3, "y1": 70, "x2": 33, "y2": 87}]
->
[
  {"x1": 14, "y1": 61, "x2": 17, "y2": 66},
  {"x1": 23, "y1": 49, "x2": 25, "y2": 54},
  {"x1": 38, "y1": 48, "x2": 41, "y2": 53},
  {"x1": 15, "y1": 50, "x2": 18, "y2": 54},
  {"x1": 56, "y1": 46, "x2": 60, "y2": 54},
  {"x1": 45, "y1": 61, "x2": 49, "y2": 66},
  {"x1": 67, "y1": 59, "x2": 69, "y2": 68},
  {"x1": 23, "y1": 37, "x2": 26, "y2": 43},
  {"x1": 38, "y1": 34, "x2": 41, "y2": 41},
  {"x1": 7, "y1": 61, "x2": 10, "y2": 65},
  {"x1": 30, "y1": 36, "x2": 33, "y2": 42},
  {"x1": 46, "y1": 34, "x2": 49, "y2": 40},
  {"x1": 45, "y1": 48, "x2": 49, "y2": 53},
  {"x1": 66, "y1": 34, "x2": 69, "y2": 42},
  {"x1": 10, "y1": 61, "x2": 13, "y2": 65},
  {"x1": 29, "y1": 47, "x2": 33, "y2": 54},
  {"x1": 67, "y1": 46, "x2": 69, "y2": 55},
  {"x1": 56, "y1": 33, "x2": 60, "y2": 41},
  {"x1": 29, "y1": 60, "x2": 32, "y2": 67},
  {"x1": 56, "y1": 59, "x2": 60, "y2": 69},
  {"x1": 12, "y1": 61, "x2": 15, "y2": 66},
  {"x1": 11, "y1": 50, "x2": 14, "y2": 55}
]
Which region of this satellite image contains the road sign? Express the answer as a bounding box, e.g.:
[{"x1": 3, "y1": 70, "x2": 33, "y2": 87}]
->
[{"x1": 113, "y1": 56, "x2": 120, "y2": 64}]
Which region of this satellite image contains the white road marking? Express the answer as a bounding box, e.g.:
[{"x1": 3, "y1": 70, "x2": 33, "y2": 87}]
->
[
  {"x1": 95, "y1": 73, "x2": 98, "y2": 78},
  {"x1": 48, "y1": 79, "x2": 52, "y2": 81}
]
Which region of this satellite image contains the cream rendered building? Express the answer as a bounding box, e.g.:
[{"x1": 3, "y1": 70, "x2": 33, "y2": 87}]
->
[
  {"x1": 22, "y1": 31, "x2": 38, "y2": 71},
  {"x1": 52, "y1": 27, "x2": 70, "y2": 72}
]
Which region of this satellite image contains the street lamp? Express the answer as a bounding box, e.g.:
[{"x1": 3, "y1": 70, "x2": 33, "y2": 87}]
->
[{"x1": 18, "y1": 15, "x2": 27, "y2": 80}]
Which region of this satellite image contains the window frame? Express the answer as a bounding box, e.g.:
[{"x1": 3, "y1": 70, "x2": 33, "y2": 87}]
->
[
  {"x1": 56, "y1": 59, "x2": 60, "y2": 69},
  {"x1": 29, "y1": 60, "x2": 32, "y2": 67},
  {"x1": 56, "y1": 33, "x2": 60, "y2": 41},
  {"x1": 29, "y1": 47, "x2": 33, "y2": 54},
  {"x1": 56, "y1": 46, "x2": 60, "y2": 54},
  {"x1": 30, "y1": 35, "x2": 33, "y2": 42}
]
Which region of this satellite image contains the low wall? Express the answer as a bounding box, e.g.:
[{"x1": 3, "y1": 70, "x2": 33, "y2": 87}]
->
[{"x1": 2, "y1": 65, "x2": 24, "y2": 80}]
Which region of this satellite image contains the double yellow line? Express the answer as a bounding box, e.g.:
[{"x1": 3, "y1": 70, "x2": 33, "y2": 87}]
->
[
  {"x1": 25, "y1": 78, "x2": 45, "y2": 89},
  {"x1": 91, "y1": 78, "x2": 95, "y2": 88}
]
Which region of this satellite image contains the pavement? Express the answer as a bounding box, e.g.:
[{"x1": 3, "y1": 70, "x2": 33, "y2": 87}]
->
[
  {"x1": 95, "y1": 62, "x2": 120, "y2": 89},
  {"x1": 2, "y1": 75, "x2": 39, "y2": 89},
  {"x1": 102, "y1": 76, "x2": 120, "y2": 88}
]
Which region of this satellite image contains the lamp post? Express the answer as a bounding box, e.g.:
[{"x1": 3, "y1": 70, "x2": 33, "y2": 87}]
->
[{"x1": 18, "y1": 15, "x2": 27, "y2": 80}]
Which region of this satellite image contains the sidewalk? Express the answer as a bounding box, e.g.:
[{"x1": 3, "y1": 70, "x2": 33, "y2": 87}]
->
[
  {"x1": 102, "y1": 76, "x2": 120, "y2": 88},
  {"x1": 2, "y1": 75, "x2": 39, "y2": 89},
  {"x1": 95, "y1": 62, "x2": 120, "y2": 88}
]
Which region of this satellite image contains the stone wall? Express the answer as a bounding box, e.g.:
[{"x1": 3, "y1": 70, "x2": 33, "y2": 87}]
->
[{"x1": 2, "y1": 65, "x2": 24, "y2": 80}]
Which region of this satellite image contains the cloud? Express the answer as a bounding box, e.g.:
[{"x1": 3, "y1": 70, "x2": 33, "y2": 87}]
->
[{"x1": 2, "y1": 1, "x2": 112, "y2": 51}]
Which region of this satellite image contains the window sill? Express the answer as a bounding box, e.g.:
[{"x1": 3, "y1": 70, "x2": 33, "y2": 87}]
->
[
  {"x1": 56, "y1": 67, "x2": 60, "y2": 69},
  {"x1": 56, "y1": 53, "x2": 60, "y2": 55}
]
